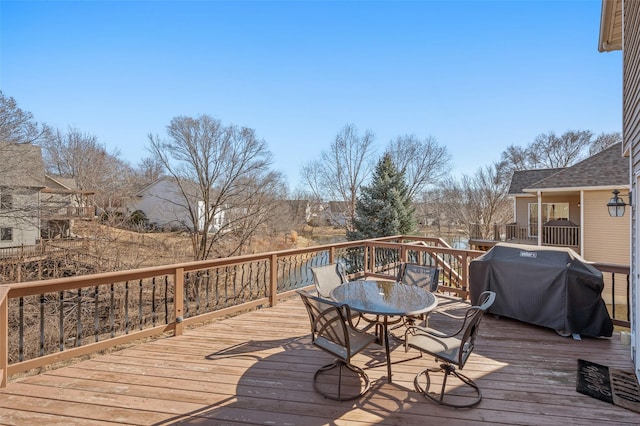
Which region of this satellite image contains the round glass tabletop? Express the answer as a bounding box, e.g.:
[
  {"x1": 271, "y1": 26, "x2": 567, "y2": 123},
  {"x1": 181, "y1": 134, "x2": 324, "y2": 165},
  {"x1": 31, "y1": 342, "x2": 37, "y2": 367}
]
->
[{"x1": 330, "y1": 280, "x2": 437, "y2": 316}]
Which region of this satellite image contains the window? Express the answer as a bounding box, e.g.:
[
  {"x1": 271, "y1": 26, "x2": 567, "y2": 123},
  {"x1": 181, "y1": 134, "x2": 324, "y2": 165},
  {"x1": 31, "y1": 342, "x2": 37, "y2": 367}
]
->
[
  {"x1": 0, "y1": 191, "x2": 12, "y2": 210},
  {"x1": 1, "y1": 227, "x2": 12, "y2": 241},
  {"x1": 528, "y1": 203, "x2": 569, "y2": 237}
]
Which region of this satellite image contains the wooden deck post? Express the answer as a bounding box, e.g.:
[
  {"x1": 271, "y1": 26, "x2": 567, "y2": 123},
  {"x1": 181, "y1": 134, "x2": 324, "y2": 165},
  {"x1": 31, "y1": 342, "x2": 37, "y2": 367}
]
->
[{"x1": 174, "y1": 268, "x2": 184, "y2": 336}]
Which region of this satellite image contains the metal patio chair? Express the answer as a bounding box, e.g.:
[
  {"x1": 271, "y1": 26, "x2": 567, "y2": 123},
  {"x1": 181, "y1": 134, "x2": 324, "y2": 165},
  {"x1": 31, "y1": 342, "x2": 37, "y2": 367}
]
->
[
  {"x1": 396, "y1": 263, "x2": 440, "y2": 327},
  {"x1": 311, "y1": 263, "x2": 347, "y2": 298},
  {"x1": 298, "y1": 289, "x2": 378, "y2": 401},
  {"x1": 404, "y1": 290, "x2": 496, "y2": 408}
]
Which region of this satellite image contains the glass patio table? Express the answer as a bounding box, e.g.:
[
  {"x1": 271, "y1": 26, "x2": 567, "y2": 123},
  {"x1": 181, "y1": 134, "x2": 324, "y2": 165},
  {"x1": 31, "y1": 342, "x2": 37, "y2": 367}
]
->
[{"x1": 331, "y1": 279, "x2": 438, "y2": 383}]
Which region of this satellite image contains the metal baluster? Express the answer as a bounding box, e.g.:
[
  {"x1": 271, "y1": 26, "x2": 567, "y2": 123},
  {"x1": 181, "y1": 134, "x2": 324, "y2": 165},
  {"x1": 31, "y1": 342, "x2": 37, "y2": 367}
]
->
[
  {"x1": 59, "y1": 291, "x2": 64, "y2": 351},
  {"x1": 94, "y1": 286, "x2": 99, "y2": 342},
  {"x1": 138, "y1": 279, "x2": 143, "y2": 330},
  {"x1": 611, "y1": 272, "x2": 616, "y2": 320},
  {"x1": 184, "y1": 273, "x2": 189, "y2": 318},
  {"x1": 164, "y1": 275, "x2": 169, "y2": 324},
  {"x1": 125, "y1": 281, "x2": 129, "y2": 334},
  {"x1": 292, "y1": 256, "x2": 300, "y2": 290},
  {"x1": 225, "y1": 267, "x2": 231, "y2": 307},
  {"x1": 195, "y1": 272, "x2": 200, "y2": 315},
  {"x1": 109, "y1": 283, "x2": 115, "y2": 338},
  {"x1": 205, "y1": 271, "x2": 210, "y2": 312},
  {"x1": 241, "y1": 264, "x2": 246, "y2": 302},
  {"x1": 233, "y1": 265, "x2": 238, "y2": 303},
  {"x1": 39, "y1": 294, "x2": 45, "y2": 356},
  {"x1": 249, "y1": 262, "x2": 254, "y2": 299},
  {"x1": 152, "y1": 277, "x2": 157, "y2": 327},
  {"x1": 215, "y1": 269, "x2": 220, "y2": 310},
  {"x1": 76, "y1": 288, "x2": 82, "y2": 347},
  {"x1": 19, "y1": 297, "x2": 24, "y2": 361}
]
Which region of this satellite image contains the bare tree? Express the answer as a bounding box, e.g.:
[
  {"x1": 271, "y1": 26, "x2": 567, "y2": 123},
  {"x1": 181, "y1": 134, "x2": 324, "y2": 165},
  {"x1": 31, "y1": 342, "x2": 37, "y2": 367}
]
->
[
  {"x1": 41, "y1": 126, "x2": 133, "y2": 212},
  {"x1": 301, "y1": 124, "x2": 376, "y2": 232},
  {"x1": 501, "y1": 130, "x2": 611, "y2": 176},
  {"x1": 0, "y1": 91, "x2": 47, "y2": 145},
  {"x1": 148, "y1": 115, "x2": 284, "y2": 260},
  {"x1": 441, "y1": 162, "x2": 512, "y2": 240},
  {"x1": 589, "y1": 131, "x2": 622, "y2": 156},
  {"x1": 386, "y1": 134, "x2": 451, "y2": 200},
  {"x1": 136, "y1": 157, "x2": 165, "y2": 183},
  {"x1": 500, "y1": 144, "x2": 534, "y2": 172},
  {"x1": 528, "y1": 130, "x2": 593, "y2": 168}
]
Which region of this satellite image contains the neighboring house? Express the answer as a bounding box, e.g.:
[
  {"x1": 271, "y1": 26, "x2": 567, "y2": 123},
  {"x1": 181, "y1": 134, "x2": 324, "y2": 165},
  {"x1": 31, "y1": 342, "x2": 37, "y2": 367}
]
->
[
  {"x1": 41, "y1": 175, "x2": 95, "y2": 238},
  {"x1": 326, "y1": 201, "x2": 350, "y2": 227},
  {"x1": 599, "y1": 0, "x2": 638, "y2": 378},
  {"x1": 0, "y1": 143, "x2": 46, "y2": 247},
  {"x1": 127, "y1": 177, "x2": 225, "y2": 232},
  {"x1": 503, "y1": 143, "x2": 629, "y2": 266}
]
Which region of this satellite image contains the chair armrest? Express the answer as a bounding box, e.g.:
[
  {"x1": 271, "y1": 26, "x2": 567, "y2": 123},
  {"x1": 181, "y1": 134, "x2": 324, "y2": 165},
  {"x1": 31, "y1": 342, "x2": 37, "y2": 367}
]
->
[
  {"x1": 404, "y1": 324, "x2": 458, "y2": 340},
  {"x1": 429, "y1": 309, "x2": 465, "y2": 321},
  {"x1": 404, "y1": 313, "x2": 467, "y2": 346}
]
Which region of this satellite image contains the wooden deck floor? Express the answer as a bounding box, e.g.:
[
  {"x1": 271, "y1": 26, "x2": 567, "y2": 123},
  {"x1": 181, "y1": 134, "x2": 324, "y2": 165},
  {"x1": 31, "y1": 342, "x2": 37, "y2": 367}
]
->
[{"x1": 1, "y1": 295, "x2": 637, "y2": 425}]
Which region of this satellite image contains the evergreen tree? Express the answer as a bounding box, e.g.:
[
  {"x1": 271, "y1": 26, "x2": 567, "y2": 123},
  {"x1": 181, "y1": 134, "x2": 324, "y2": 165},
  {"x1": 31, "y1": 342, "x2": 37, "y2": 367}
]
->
[{"x1": 347, "y1": 153, "x2": 415, "y2": 240}]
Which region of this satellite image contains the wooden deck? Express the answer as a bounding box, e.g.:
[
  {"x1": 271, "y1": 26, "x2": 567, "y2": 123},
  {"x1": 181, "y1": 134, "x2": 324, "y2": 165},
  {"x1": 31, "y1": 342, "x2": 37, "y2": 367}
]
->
[{"x1": 0, "y1": 295, "x2": 637, "y2": 425}]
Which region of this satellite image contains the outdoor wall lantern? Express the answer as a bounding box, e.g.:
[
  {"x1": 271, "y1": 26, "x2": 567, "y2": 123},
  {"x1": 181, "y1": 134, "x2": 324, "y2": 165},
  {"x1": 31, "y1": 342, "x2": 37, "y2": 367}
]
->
[{"x1": 607, "y1": 189, "x2": 630, "y2": 217}]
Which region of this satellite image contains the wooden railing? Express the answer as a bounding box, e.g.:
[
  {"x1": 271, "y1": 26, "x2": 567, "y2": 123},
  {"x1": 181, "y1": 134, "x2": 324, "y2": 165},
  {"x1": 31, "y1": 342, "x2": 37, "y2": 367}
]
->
[
  {"x1": 0, "y1": 239, "x2": 87, "y2": 260},
  {"x1": 471, "y1": 223, "x2": 580, "y2": 248},
  {"x1": 592, "y1": 262, "x2": 631, "y2": 328},
  {"x1": 0, "y1": 235, "x2": 630, "y2": 388},
  {"x1": 41, "y1": 206, "x2": 96, "y2": 219},
  {"x1": 0, "y1": 235, "x2": 481, "y2": 387}
]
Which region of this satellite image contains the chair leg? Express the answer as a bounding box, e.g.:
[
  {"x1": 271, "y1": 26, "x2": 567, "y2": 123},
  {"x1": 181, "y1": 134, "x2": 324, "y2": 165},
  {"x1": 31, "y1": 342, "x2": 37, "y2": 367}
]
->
[
  {"x1": 313, "y1": 359, "x2": 371, "y2": 401},
  {"x1": 414, "y1": 363, "x2": 482, "y2": 408}
]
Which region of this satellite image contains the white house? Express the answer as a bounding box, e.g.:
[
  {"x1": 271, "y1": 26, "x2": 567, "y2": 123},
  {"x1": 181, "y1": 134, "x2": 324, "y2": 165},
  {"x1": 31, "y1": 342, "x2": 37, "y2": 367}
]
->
[{"x1": 128, "y1": 176, "x2": 225, "y2": 232}]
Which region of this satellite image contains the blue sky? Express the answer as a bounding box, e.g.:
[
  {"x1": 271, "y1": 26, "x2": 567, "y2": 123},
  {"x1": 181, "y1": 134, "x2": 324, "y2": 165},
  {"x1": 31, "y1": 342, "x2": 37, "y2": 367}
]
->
[{"x1": 0, "y1": 0, "x2": 622, "y2": 191}]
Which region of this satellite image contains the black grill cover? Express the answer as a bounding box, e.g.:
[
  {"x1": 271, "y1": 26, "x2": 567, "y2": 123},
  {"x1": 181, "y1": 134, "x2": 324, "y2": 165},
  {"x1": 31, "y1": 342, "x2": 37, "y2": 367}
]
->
[{"x1": 469, "y1": 243, "x2": 613, "y2": 337}]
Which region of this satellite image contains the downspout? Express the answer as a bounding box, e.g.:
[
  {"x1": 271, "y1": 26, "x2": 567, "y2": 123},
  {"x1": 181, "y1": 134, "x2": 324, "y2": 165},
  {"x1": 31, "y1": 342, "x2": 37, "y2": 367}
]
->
[{"x1": 537, "y1": 191, "x2": 542, "y2": 246}]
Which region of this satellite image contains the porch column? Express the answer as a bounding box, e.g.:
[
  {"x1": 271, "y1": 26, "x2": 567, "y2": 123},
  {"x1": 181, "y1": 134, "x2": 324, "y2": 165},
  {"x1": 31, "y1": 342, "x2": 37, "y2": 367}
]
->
[
  {"x1": 580, "y1": 190, "x2": 585, "y2": 254},
  {"x1": 537, "y1": 191, "x2": 542, "y2": 246}
]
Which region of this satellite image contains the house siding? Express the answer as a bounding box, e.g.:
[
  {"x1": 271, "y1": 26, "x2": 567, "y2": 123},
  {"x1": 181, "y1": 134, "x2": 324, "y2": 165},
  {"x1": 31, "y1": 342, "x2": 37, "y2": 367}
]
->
[
  {"x1": 0, "y1": 188, "x2": 41, "y2": 247},
  {"x1": 624, "y1": 0, "x2": 640, "y2": 371},
  {"x1": 583, "y1": 190, "x2": 630, "y2": 264},
  {"x1": 582, "y1": 190, "x2": 630, "y2": 305},
  {"x1": 624, "y1": 0, "x2": 640, "y2": 157},
  {"x1": 129, "y1": 179, "x2": 192, "y2": 230},
  {"x1": 514, "y1": 197, "x2": 532, "y2": 227}
]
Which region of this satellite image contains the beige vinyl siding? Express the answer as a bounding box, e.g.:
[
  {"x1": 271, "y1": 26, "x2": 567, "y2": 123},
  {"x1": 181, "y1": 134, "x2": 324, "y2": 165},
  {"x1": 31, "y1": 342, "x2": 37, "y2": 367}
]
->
[
  {"x1": 582, "y1": 190, "x2": 630, "y2": 306},
  {"x1": 582, "y1": 190, "x2": 629, "y2": 264},
  {"x1": 514, "y1": 196, "x2": 533, "y2": 227}
]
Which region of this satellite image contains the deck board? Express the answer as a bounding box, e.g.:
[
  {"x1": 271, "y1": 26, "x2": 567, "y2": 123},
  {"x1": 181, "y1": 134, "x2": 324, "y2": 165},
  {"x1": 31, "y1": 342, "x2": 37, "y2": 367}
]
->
[{"x1": 1, "y1": 294, "x2": 638, "y2": 425}]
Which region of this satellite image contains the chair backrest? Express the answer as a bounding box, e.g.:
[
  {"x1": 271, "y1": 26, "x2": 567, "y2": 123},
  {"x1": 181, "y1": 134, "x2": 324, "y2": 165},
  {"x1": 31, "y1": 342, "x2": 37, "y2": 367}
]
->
[
  {"x1": 398, "y1": 263, "x2": 440, "y2": 292},
  {"x1": 311, "y1": 263, "x2": 346, "y2": 298},
  {"x1": 456, "y1": 291, "x2": 496, "y2": 368},
  {"x1": 297, "y1": 289, "x2": 353, "y2": 361}
]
